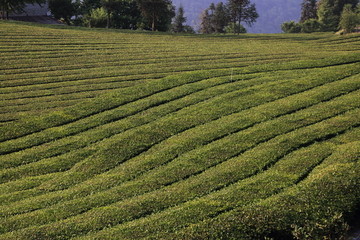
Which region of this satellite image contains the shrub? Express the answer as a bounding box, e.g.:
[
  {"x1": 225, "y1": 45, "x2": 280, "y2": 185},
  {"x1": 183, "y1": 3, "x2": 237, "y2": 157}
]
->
[
  {"x1": 339, "y1": 4, "x2": 359, "y2": 33},
  {"x1": 301, "y1": 19, "x2": 322, "y2": 33},
  {"x1": 225, "y1": 23, "x2": 247, "y2": 34},
  {"x1": 281, "y1": 21, "x2": 302, "y2": 33},
  {"x1": 83, "y1": 7, "x2": 108, "y2": 28}
]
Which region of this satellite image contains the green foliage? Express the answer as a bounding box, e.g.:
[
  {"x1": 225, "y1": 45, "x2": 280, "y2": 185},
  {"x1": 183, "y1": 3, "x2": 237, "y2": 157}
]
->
[
  {"x1": 48, "y1": 0, "x2": 76, "y2": 25},
  {"x1": 317, "y1": 0, "x2": 359, "y2": 31},
  {"x1": 136, "y1": 0, "x2": 175, "y2": 31},
  {"x1": 339, "y1": 4, "x2": 359, "y2": 33},
  {"x1": 171, "y1": 5, "x2": 186, "y2": 32},
  {"x1": 281, "y1": 21, "x2": 302, "y2": 33},
  {"x1": 199, "y1": 9, "x2": 212, "y2": 33},
  {"x1": 227, "y1": 0, "x2": 259, "y2": 33},
  {"x1": 291, "y1": 213, "x2": 350, "y2": 240},
  {"x1": 83, "y1": 7, "x2": 108, "y2": 28},
  {"x1": 200, "y1": 0, "x2": 257, "y2": 34},
  {"x1": 285, "y1": 0, "x2": 359, "y2": 33},
  {"x1": 282, "y1": 19, "x2": 322, "y2": 33},
  {"x1": 318, "y1": 0, "x2": 339, "y2": 31},
  {"x1": 0, "y1": 0, "x2": 45, "y2": 19},
  {"x1": 212, "y1": 2, "x2": 229, "y2": 33},
  {"x1": 301, "y1": 18, "x2": 322, "y2": 32},
  {"x1": 300, "y1": 0, "x2": 317, "y2": 22},
  {"x1": 225, "y1": 22, "x2": 247, "y2": 33},
  {"x1": 79, "y1": 0, "x2": 101, "y2": 15},
  {"x1": 182, "y1": 25, "x2": 195, "y2": 33}
]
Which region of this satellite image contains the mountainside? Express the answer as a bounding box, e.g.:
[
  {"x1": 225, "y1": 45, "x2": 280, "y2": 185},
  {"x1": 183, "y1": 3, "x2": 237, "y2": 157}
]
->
[
  {"x1": 172, "y1": 0, "x2": 302, "y2": 33},
  {"x1": 0, "y1": 21, "x2": 359, "y2": 240}
]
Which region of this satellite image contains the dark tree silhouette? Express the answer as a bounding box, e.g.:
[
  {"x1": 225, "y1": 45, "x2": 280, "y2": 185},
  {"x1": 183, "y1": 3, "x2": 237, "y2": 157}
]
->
[
  {"x1": 0, "y1": 0, "x2": 45, "y2": 19},
  {"x1": 172, "y1": 5, "x2": 186, "y2": 32},
  {"x1": 300, "y1": 0, "x2": 318, "y2": 22},
  {"x1": 136, "y1": 0, "x2": 175, "y2": 31},
  {"x1": 227, "y1": 0, "x2": 258, "y2": 33},
  {"x1": 48, "y1": 0, "x2": 76, "y2": 25}
]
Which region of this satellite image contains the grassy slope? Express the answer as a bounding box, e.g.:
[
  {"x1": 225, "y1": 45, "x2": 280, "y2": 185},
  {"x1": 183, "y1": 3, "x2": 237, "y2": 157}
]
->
[{"x1": 0, "y1": 21, "x2": 359, "y2": 239}]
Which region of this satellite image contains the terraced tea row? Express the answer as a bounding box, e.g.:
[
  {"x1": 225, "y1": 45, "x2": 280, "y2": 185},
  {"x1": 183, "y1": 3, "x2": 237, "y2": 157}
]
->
[{"x1": 0, "y1": 21, "x2": 359, "y2": 239}]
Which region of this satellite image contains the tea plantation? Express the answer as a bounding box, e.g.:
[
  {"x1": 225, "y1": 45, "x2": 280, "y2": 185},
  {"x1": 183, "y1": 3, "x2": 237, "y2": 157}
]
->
[{"x1": 0, "y1": 21, "x2": 359, "y2": 239}]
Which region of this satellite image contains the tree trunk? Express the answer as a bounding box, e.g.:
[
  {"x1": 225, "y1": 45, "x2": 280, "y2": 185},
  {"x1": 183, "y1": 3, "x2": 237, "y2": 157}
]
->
[
  {"x1": 106, "y1": 11, "x2": 110, "y2": 28},
  {"x1": 152, "y1": 12, "x2": 155, "y2": 31},
  {"x1": 237, "y1": 7, "x2": 242, "y2": 34},
  {"x1": 233, "y1": 19, "x2": 236, "y2": 34}
]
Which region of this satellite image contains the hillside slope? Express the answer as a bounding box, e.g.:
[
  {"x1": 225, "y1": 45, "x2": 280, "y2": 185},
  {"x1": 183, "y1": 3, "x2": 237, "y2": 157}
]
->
[{"x1": 0, "y1": 22, "x2": 359, "y2": 239}]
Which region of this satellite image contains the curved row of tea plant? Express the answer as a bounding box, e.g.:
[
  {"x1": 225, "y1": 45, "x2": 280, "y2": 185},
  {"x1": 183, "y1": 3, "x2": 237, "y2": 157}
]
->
[{"x1": 0, "y1": 21, "x2": 359, "y2": 239}]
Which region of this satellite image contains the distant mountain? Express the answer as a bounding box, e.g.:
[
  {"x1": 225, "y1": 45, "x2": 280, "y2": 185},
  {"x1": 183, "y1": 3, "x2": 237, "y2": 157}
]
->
[{"x1": 172, "y1": 0, "x2": 302, "y2": 33}]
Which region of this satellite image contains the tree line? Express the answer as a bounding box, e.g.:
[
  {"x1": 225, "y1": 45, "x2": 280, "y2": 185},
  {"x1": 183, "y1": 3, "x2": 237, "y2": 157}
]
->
[
  {"x1": 0, "y1": 0, "x2": 45, "y2": 19},
  {"x1": 282, "y1": 0, "x2": 359, "y2": 33},
  {"x1": 199, "y1": 0, "x2": 259, "y2": 34},
  {"x1": 0, "y1": 0, "x2": 194, "y2": 33}
]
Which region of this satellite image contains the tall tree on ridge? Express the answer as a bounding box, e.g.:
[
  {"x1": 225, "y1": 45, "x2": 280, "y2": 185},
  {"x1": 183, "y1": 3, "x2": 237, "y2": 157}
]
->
[
  {"x1": 209, "y1": 2, "x2": 215, "y2": 15},
  {"x1": 101, "y1": 0, "x2": 118, "y2": 28},
  {"x1": 317, "y1": 0, "x2": 359, "y2": 30},
  {"x1": 226, "y1": 0, "x2": 258, "y2": 34},
  {"x1": 339, "y1": 3, "x2": 359, "y2": 32},
  {"x1": 80, "y1": 0, "x2": 101, "y2": 15},
  {"x1": 172, "y1": 5, "x2": 186, "y2": 32},
  {"x1": 136, "y1": 0, "x2": 175, "y2": 31},
  {"x1": 300, "y1": 0, "x2": 318, "y2": 22},
  {"x1": 212, "y1": 2, "x2": 229, "y2": 33},
  {"x1": 317, "y1": 0, "x2": 338, "y2": 30},
  {"x1": 332, "y1": 0, "x2": 359, "y2": 16},
  {"x1": 200, "y1": 9, "x2": 212, "y2": 34},
  {"x1": 48, "y1": 0, "x2": 76, "y2": 25}
]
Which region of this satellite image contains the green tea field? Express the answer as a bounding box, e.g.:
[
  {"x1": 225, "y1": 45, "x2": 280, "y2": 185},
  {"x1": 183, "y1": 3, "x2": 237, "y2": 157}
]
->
[{"x1": 0, "y1": 21, "x2": 359, "y2": 239}]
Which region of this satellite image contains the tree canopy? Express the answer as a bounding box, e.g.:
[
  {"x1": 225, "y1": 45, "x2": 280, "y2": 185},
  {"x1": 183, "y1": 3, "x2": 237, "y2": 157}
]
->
[
  {"x1": 283, "y1": 0, "x2": 359, "y2": 33},
  {"x1": 227, "y1": 0, "x2": 258, "y2": 31},
  {"x1": 40, "y1": 0, "x2": 175, "y2": 31},
  {"x1": 48, "y1": 0, "x2": 76, "y2": 25},
  {"x1": 200, "y1": 0, "x2": 258, "y2": 34},
  {"x1": 300, "y1": 0, "x2": 318, "y2": 22},
  {"x1": 0, "y1": 0, "x2": 45, "y2": 19},
  {"x1": 172, "y1": 5, "x2": 186, "y2": 32},
  {"x1": 136, "y1": 0, "x2": 175, "y2": 31},
  {"x1": 317, "y1": 0, "x2": 359, "y2": 31}
]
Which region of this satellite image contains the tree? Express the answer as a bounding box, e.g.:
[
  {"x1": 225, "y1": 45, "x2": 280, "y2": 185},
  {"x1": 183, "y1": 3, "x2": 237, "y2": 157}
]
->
[
  {"x1": 209, "y1": 2, "x2": 215, "y2": 15},
  {"x1": 79, "y1": 0, "x2": 102, "y2": 15},
  {"x1": 332, "y1": 0, "x2": 358, "y2": 16},
  {"x1": 48, "y1": 0, "x2": 76, "y2": 25},
  {"x1": 172, "y1": 5, "x2": 186, "y2": 32},
  {"x1": 200, "y1": 9, "x2": 212, "y2": 34},
  {"x1": 0, "y1": 0, "x2": 45, "y2": 19},
  {"x1": 183, "y1": 25, "x2": 195, "y2": 33},
  {"x1": 226, "y1": 0, "x2": 258, "y2": 34},
  {"x1": 281, "y1": 21, "x2": 302, "y2": 33},
  {"x1": 83, "y1": 7, "x2": 107, "y2": 27},
  {"x1": 317, "y1": 0, "x2": 359, "y2": 31},
  {"x1": 212, "y1": 2, "x2": 229, "y2": 33},
  {"x1": 111, "y1": 0, "x2": 142, "y2": 29},
  {"x1": 317, "y1": 0, "x2": 339, "y2": 30},
  {"x1": 225, "y1": 22, "x2": 246, "y2": 33},
  {"x1": 339, "y1": 3, "x2": 359, "y2": 32},
  {"x1": 101, "y1": 0, "x2": 119, "y2": 28},
  {"x1": 301, "y1": 18, "x2": 322, "y2": 32},
  {"x1": 300, "y1": 0, "x2": 318, "y2": 22},
  {"x1": 136, "y1": 0, "x2": 175, "y2": 31}
]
